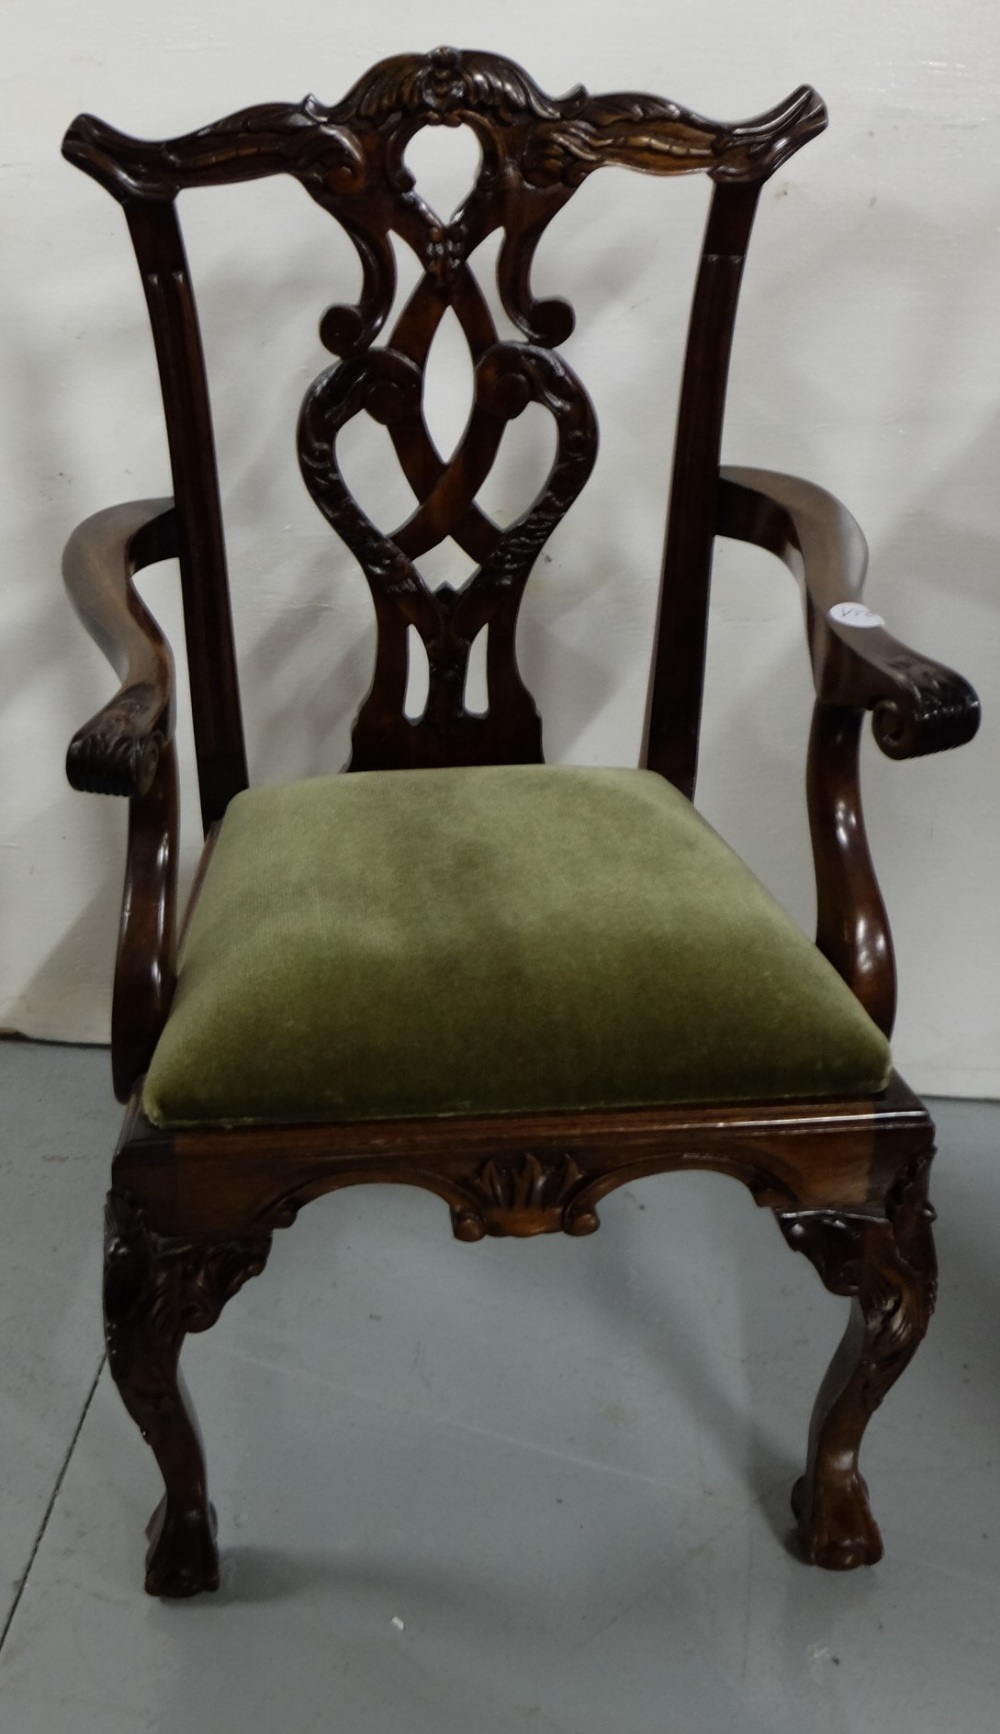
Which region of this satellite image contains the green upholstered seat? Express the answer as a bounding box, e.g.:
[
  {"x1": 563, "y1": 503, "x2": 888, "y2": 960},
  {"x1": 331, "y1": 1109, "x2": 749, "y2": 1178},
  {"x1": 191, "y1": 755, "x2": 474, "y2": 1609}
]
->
[{"x1": 142, "y1": 764, "x2": 891, "y2": 1128}]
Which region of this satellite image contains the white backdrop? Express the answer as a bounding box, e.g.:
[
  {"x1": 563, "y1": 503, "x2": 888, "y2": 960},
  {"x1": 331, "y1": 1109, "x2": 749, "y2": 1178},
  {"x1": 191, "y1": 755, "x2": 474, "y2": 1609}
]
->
[{"x1": 2, "y1": 0, "x2": 998, "y2": 1096}]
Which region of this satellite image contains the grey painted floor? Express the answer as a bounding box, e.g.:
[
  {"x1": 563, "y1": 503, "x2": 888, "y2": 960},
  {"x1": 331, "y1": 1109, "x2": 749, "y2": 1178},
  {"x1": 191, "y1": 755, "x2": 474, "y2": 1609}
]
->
[{"x1": 1, "y1": 1040, "x2": 998, "y2": 1731}]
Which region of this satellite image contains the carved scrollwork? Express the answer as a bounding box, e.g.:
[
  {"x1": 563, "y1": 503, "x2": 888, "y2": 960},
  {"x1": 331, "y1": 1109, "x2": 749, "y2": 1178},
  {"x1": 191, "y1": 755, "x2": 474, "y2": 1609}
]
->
[
  {"x1": 351, "y1": 45, "x2": 569, "y2": 130},
  {"x1": 872, "y1": 653, "x2": 981, "y2": 759},
  {"x1": 475, "y1": 347, "x2": 598, "y2": 582},
  {"x1": 778, "y1": 1207, "x2": 931, "y2": 1405},
  {"x1": 517, "y1": 82, "x2": 826, "y2": 190},
  {"x1": 450, "y1": 1152, "x2": 599, "y2": 1240},
  {"x1": 67, "y1": 710, "x2": 164, "y2": 797},
  {"x1": 64, "y1": 49, "x2": 825, "y2": 359},
  {"x1": 62, "y1": 50, "x2": 826, "y2": 773},
  {"x1": 298, "y1": 321, "x2": 595, "y2": 762},
  {"x1": 62, "y1": 98, "x2": 367, "y2": 205},
  {"x1": 66, "y1": 49, "x2": 823, "y2": 203}
]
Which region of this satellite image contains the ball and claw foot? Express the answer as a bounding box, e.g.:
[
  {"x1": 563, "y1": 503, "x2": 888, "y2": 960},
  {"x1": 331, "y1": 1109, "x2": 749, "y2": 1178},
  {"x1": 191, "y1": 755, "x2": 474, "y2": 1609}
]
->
[
  {"x1": 144, "y1": 1496, "x2": 220, "y2": 1598},
  {"x1": 791, "y1": 1471, "x2": 884, "y2": 1571},
  {"x1": 778, "y1": 1176, "x2": 937, "y2": 1572},
  {"x1": 103, "y1": 1192, "x2": 272, "y2": 1598}
]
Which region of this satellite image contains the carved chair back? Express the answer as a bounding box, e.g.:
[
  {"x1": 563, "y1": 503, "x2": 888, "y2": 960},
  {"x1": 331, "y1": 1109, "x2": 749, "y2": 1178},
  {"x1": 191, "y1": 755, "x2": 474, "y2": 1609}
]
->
[{"x1": 63, "y1": 47, "x2": 826, "y2": 829}]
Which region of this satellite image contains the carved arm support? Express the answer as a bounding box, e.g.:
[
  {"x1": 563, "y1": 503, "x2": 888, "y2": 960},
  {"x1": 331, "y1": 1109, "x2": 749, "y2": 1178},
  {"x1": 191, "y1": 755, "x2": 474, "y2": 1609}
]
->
[
  {"x1": 716, "y1": 468, "x2": 979, "y2": 1037},
  {"x1": 63, "y1": 499, "x2": 180, "y2": 1099}
]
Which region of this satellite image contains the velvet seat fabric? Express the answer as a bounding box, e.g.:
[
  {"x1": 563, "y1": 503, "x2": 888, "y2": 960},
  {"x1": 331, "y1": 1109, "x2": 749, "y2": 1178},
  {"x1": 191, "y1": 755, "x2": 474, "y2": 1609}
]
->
[{"x1": 142, "y1": 765, "x2": 891, "y2": 1128}]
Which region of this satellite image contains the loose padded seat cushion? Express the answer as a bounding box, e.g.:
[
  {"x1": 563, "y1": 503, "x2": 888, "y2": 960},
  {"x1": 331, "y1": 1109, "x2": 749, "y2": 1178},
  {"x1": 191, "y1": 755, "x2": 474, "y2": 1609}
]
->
[{"x1": 142, "y1": 765, "x2": 891, "y2": 1127}]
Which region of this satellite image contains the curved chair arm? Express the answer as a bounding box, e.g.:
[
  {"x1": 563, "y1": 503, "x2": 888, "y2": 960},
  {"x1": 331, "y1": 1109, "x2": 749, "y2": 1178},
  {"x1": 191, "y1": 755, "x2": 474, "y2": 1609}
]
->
[
  {"x1": 717, "y1": 467, "x2": 980, "y2": 758},
  {"x1": 716, "y1": 466, "x2": 980, "y2": 1038},
  {"x1": 63, "y1": 498, "x2": 180, "y2": 1099},
  {"x1": 64, "y1": 499, "x2": 178, "y2": 797}
]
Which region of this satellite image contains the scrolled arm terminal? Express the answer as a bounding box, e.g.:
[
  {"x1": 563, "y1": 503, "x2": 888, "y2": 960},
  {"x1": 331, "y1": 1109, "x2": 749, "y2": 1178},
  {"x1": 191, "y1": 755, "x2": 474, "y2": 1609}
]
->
[{"x1": 717, "y1": 467, "x2": 980, "y2": 758}]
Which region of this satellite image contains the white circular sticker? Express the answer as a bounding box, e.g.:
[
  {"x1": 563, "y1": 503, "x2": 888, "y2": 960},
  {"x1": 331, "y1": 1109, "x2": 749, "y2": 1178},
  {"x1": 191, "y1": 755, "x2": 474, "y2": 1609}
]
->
[{"x1": 829, "y1": 601, "x2": 885, "y2": 629}]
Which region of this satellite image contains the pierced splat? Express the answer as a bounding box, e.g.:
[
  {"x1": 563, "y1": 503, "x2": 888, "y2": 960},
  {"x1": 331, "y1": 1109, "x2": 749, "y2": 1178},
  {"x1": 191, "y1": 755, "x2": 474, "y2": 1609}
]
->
[
  {"x1": 63, "y1": 47, "x2": 826, "y2": 798},
  {"x1": 287, "y1": 54, "x2": 821, "y2": 767},
  {"x1": 294, "y1": 99, "x2": 602, "y2": 769},
  {"x1": 298, "y1": 306, "x2": 598, "y2": 766}
]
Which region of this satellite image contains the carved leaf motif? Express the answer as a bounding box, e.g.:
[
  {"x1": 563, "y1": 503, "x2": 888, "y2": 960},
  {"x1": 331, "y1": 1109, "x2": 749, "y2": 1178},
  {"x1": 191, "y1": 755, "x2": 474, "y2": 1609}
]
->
[
  {"x1": 103, "y1": 1192, "x2": 272, "y2": 1384},
  {"x1": 65, "y1": 50, "x2": 825, "y2": 208},
  {"x1": 447, "y1": 1151, "x2": 596, "y2": 1240},
  {"x1": 350, "y1": 46, "x2": 568, "y2": 127},
  {"x1": 777, "y1": 1170, "x2": 937, "y2": 1420}
]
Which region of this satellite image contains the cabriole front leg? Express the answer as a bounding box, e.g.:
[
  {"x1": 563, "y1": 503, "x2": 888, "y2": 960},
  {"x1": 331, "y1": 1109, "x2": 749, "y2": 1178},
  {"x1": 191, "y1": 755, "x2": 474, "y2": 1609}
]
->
[
  {"x1": 103, "y1": 1190, "x2": 271, "y2": 1596},
  {"x1": 777, "y1": 1157, "x2": 936, "y2": 1569}
]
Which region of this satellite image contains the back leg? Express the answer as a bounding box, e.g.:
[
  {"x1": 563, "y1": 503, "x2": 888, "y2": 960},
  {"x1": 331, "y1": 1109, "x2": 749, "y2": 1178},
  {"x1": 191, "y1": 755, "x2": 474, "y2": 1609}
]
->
[
  {"x1": 776, "y1": 1155, "x2": 937, "y2": 1569},
  {"x1": 103, "y1": 1190, "x2": 272, "y2": 1596}
]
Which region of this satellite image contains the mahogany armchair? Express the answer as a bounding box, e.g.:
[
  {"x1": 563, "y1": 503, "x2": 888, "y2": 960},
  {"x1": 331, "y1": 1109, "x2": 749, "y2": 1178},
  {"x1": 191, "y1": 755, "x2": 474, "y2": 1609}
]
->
[{"x1": 61, "y1": 48, "x2": 979, "y2": 1598}]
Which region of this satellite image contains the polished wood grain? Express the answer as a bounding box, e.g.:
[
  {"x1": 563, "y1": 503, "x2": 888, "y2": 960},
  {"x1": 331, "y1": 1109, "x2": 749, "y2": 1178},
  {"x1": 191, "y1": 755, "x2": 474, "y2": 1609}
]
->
[
  {"x1": 122, "y1": 203, "x2": 249, "y2": 832},
  {"x1": 60, "y1": 47, "x2": 978, "y2": 1597}
]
